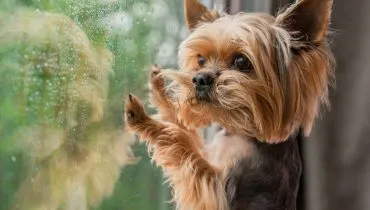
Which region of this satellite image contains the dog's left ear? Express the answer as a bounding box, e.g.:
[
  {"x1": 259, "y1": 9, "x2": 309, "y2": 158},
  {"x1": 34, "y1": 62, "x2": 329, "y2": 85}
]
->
[
  {"x1": 276, "y1": 0, "x2": 333, "y2": 43},
  {"x1": 184, "y1": 0, "x2": 219, "y2": 31}
]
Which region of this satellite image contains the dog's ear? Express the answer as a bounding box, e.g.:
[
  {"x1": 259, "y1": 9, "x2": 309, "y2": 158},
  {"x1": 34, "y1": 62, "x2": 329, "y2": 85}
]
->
[
  {"x1": 184, "y1": 0, "x2": 219, "y2": 31},
  {"x1": 277, "y1": 0, "x2": 333, "y2": 43}
]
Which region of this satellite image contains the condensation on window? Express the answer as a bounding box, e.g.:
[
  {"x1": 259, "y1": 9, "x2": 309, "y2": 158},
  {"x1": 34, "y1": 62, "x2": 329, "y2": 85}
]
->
[{"x1": 0, "y1": 0, "x2": 187, "y2": 209}]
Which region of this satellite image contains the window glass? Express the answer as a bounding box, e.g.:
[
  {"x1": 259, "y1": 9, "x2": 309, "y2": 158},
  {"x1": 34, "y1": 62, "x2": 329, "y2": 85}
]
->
[{"x1": 0, "y1": 0, "x2": 187, "y2": 209}]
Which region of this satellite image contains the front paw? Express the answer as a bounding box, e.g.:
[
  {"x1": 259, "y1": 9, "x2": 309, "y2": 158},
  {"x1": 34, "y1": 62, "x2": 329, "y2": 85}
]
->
[
  {"x1": 125, "y1": 94, "x2": 148, "y2": 128},
  {"x1": 150, "y1": 65, "x2": 165, "y2": 91}
]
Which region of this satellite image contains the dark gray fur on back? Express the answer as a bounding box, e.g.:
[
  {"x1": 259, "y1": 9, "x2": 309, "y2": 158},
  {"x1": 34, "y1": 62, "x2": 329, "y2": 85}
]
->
[{"x1": 225, "y1": 131, "x2": 302, "y2": 210}]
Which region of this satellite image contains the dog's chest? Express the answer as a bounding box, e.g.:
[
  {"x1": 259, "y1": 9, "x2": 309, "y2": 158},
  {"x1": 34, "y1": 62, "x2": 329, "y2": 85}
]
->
[{"x1": 205, "y1": 130, "x2": 254, "y2": 172}]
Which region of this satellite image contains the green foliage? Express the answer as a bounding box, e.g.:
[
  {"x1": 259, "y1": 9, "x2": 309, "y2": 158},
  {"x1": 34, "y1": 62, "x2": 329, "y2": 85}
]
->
[{"x1": 0, "y1": 0, "x2": 182, "y2": 209}]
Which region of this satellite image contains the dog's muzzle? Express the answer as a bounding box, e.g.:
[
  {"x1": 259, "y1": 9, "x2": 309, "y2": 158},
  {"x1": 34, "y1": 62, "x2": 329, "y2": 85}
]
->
[{"x1": 192, "y1": 72, "x2": 214, "y2": 101}]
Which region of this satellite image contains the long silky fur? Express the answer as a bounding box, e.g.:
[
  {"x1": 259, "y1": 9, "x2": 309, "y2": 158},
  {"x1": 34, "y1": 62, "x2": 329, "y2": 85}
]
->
[
  {"x1": 163, "y1": 12, "x2": 334, "y2": 142},
  {"x1": 125, "y1": 1, "x2": 334, "y2": 210},
  {"x1": 125, "y1": 95, "x2": 229, "y2": 210}
]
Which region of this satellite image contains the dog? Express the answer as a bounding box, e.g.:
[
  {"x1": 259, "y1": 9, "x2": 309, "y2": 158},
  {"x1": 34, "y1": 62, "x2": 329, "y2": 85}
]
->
[{"x1": 124, "y1": 0, "x2": 334, "y2": 209}]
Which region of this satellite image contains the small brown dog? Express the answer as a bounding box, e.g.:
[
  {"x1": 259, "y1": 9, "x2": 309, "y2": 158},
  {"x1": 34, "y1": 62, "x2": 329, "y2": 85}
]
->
[{"x1": 125, "y1": 0, "x2": 334, "y2": 209}]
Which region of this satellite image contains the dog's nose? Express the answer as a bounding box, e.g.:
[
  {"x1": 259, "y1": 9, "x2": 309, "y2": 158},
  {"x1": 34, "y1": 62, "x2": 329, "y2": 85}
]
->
[{"x1": 192, "y1": 73, "x2": 213, "y2": 87}]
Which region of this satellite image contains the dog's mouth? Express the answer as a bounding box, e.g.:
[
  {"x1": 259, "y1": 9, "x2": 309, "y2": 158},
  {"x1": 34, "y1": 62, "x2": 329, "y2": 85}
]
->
[
  {"x1": 195, "y1": 85, "x2": 213, "y2": 102},
  {"x1": 192, "y1": 71, "x2": 216, "y2": 102}
]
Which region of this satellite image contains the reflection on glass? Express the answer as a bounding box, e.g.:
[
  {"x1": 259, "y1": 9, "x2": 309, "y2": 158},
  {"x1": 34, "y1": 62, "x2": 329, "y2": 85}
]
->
[{"x1": 0, "y1": 0, "x2": 184, "y2": 209}]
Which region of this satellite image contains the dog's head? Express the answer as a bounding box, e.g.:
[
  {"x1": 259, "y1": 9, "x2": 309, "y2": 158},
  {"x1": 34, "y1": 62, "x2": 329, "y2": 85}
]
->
[{"x1": 165, "y1": 0, "x2": 334, "y2": 142}]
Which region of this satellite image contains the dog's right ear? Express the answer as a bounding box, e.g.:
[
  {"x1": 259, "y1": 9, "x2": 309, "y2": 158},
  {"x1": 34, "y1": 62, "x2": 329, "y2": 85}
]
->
[{"x1": 184, "y1": 0, "x2": 219, "y2": 31}]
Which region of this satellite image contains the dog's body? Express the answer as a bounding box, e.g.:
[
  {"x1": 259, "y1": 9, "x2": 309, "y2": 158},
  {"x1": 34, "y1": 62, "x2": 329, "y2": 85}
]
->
[
  {"x1": 125, "y1": 0, "x2": 334, "y2": 209},
  {"x1": 222, "y1": 131, "x2": 301, "y2": 210},
  {"x1": 203, "y1": 126, "x2": 302, "y2": 210}
]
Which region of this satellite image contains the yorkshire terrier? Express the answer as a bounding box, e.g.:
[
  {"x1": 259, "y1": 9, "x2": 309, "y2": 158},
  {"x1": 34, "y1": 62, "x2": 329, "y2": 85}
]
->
[{"x1": 125, "y1": 0, "x2": 334, "y2": 209}]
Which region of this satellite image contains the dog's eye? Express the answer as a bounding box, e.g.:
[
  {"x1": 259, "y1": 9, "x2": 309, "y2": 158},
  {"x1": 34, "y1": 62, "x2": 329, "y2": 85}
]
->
[
  {"x1": 233, "y1": 54, "x2": 252, "y2": 72},
  {"x1": 197, "y1": 55, "x2": 206, "y2": 67}
]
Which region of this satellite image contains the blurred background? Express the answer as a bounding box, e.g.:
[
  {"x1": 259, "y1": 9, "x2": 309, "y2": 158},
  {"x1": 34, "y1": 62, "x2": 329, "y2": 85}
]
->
[
  {"x1": 0, "y1": 0, "x2": 185, "y2": 209},
  {"x1": 0, "y1": 0, "x2": 369, "y2": 210}
]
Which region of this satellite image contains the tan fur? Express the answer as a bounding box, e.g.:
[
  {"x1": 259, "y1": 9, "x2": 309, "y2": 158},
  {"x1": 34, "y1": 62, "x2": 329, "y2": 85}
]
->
[
  {"x1": 127, "y1": 67, "x2": 254, "y2": 210},
  {"x1": 125, "y1": 0, "x2": 334, "y2": 209},
  {"x1": 149, "y1": 65, "x2": 178, "y2": 124},
  {"x1": 125, "y1": 94, "x2": 228, "y2": 210},
  {"x1": 165, "y1": 9, "x2": 334, "y2": 143}
]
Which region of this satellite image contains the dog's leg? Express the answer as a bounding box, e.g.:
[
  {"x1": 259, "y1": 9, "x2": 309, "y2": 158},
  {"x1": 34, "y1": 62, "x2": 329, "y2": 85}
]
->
[
  {"x1": 125, "y1": 94, "x2": 228, "y2": 210},
  {"x1": 149, "y1": 65, "x2": 178, "y2": 124}
]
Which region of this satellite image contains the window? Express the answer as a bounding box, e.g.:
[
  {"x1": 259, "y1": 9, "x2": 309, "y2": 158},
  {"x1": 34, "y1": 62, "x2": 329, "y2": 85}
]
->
[{"x1": 0, "y1": 0, "x2": 191, "y2": 209}]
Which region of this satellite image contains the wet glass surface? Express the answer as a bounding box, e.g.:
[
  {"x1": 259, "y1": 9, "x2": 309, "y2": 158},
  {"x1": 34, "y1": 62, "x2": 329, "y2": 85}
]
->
[{"x1": 0, "y1": 0, "x2": 186, "y2": 209}]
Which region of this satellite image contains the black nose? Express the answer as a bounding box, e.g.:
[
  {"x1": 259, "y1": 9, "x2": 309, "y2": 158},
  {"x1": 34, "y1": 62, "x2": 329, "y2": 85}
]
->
[{"x1": 192, "y1": 73, "x2": 213, "y2": 87}]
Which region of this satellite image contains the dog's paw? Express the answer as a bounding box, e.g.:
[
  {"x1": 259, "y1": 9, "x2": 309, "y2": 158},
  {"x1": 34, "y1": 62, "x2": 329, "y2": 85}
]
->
[
  {"x1": 125, "y1": 94, "x2": 148, "y2": 127},
  {"x1": 150, "y1": 65, "x2": 165, "y2": 91}
]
